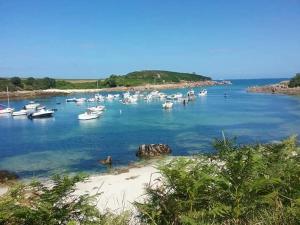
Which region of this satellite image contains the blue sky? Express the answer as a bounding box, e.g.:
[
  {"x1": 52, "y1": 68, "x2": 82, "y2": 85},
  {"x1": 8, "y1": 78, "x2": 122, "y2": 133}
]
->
[{"x1": 0, "y1": 0, "x2": 299, "y2": 79}]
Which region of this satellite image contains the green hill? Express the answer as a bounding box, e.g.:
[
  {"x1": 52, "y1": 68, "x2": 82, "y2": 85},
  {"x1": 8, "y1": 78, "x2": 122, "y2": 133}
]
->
[{"x1": 98, "y1": 70, "x2": 211, "y2": 87}]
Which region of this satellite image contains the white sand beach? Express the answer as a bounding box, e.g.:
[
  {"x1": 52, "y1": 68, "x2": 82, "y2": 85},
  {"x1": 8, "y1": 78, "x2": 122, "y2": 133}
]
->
[{"x1": 75, "y1": 165, "x2": 161, "y2": 213}]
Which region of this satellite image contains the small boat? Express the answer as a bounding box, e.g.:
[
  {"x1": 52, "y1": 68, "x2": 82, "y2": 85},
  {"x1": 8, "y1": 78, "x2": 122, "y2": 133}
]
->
[
  {"x1": 199, "y1": 89, "x2": 208, "y2": 96},
  {"x1": 66, "y1": 98, "x2": 77, "y2": 102},
  {"x1": 106, "y1": 94, "x2": 114, "y2": 100},
  {"x1": 25, "y1": 101, "x2": 40, "y2": 109},
  {"x1": 78, "y1": 111, "x2": 100, "y2": 120},
  {"x1": 87, "y1": 105, "x2": 105, "y2": 112},
  {"x1": 162, "y1": 101, "x2": 173, "y2": 109},
  {"x1": 0, "y1": 87, "x2": 14, "y2": 114},
  {"x1": 28, "y1": 109, "x2": 54, "y2": 119},
  {"x1": 187, "y1": 89, "x2": 195, "y2": 97},
  {"x1": 75, "y1": 98, "x2": 86, "y2": 103},
  {"x1": 12, "y1": 109, "x2": 28, "y2": 116},
  {"x1": 87, "y1": 98, "x2": 96, "y2": 102}
]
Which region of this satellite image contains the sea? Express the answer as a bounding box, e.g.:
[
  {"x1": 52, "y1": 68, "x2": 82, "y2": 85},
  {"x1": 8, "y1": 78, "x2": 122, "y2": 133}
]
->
[{"x1": 0, "y1": 78, "x2": 299, "y2": 178}]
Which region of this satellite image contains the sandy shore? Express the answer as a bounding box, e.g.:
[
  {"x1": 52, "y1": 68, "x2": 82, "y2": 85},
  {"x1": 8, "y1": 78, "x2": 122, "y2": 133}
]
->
[
  {"x1": 0, "y1": 163, "x2": 161, "y2": 214},
  {"x1": 75, "y1": 165, "x2": 161, "y2": 213},
  {"x1": 247, "y1": 80, "x2": 300, "y2": 95},
  {"x1": 0, "y1": 80, "x2": 231, "y2": 100}
]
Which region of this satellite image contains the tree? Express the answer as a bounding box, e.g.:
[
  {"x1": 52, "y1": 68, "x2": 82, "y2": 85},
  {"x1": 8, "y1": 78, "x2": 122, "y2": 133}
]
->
[
  {"x1": 289, "y1": 73, "x2": 300, "y2": 88},
  {"x1": 25, "y1": 77, "x2": 36, "y2": 86},
  {"x1": 10, "y1": 77, "x2": 22, "y2": 87}
]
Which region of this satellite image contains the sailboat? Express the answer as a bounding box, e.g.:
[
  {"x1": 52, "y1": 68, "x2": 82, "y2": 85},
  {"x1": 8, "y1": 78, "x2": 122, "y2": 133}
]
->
[{"x1": 0, "y1": 87, "x2": 14, "y2": 114}]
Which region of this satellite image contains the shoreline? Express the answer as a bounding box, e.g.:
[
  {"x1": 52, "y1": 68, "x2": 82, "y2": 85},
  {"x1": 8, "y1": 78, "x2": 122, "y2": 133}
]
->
[
  {"x1": 0, "y1": 158, "x2": 165, "y2": 213},
  {"x1": 247, "y1": 80, "x2": 300, "y2": 95},
  {"x1": 0, "y1": 80, "x2": 231, "y2": 100}
]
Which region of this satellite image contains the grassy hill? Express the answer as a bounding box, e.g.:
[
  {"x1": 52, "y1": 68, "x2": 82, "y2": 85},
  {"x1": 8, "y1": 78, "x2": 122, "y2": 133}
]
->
[
  {"x1": 0, "y1": 70, "x2": 211, "y2": 91},
  {"x1": 101, "y1": 70, "x2": 211, "y2": 87}
]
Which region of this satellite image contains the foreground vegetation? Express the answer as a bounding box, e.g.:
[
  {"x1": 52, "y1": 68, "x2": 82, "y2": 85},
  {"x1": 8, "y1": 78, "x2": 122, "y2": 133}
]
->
[
  {"x1": 0, "y1": 136, "x2": 299, "y2": 225},
  {"x1": 136, "y1": 136, "x2": 300, "y2": 225},
  {"x1": 289, "y1": 73, "x2": 300, "y2": 88},
  {"x1": 0, "y1": 70, "x2": 211, "y2": 91}
]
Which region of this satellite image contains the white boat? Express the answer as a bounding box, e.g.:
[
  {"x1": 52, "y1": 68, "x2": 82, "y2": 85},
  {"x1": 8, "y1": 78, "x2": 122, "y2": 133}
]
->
[
  {"x1": 187, "y1": 89, "x2": 195, "y2": 96},
  {"x1": 87, "y1": 98, "x2": 96, "y2": 102},
  {"x1": 75, "y1": 98, "x2": 86, "y2": 103},
  {"x1": 199, "y1": 89, "x2": 208, "y2": 96},
  {"x1": 12, "y1": 109, "x2": 28, "y2": 116},
  {"x1": 78, "y1": 111, "x2": 100, "y2": 120},
  {"x1": 28, "y1": 109, "x2": 54, "y2": 119},
  {"x1": 25, "y1": 101, "x2": 40, "y2": 109},
  {"x1": 0, "y1": 86, "x2": 14, "y2": 114},
  {"x1": 162, "y1": 101, "x2": 173, "y2": 109},
  {"x1": 66, "y1": 98, "x2": 77, "y2": 102},
  {"x1": 87, "y1": 105, "x2": 105, "y2": 112},
  {"x1": 107, "y1": 94, "x2": 114, "y2": 100}
]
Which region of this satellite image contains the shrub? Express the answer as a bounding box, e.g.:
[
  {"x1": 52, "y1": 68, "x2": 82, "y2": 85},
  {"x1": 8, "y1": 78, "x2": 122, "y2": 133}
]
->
[
  {"x1": 136, "y1": 136, "x2": 300, "y2": 225},
  {"x1": 0, "y1": 174, "x2": 130, "y2": 225},
  {"x1": 288, "y1": 73, "x2": 300, "y2": 88}
]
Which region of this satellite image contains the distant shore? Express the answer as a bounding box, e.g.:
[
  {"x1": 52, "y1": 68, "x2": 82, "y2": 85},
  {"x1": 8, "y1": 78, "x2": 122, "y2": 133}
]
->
[
  {"x1": 0, "y1": 80, "x2": 231, "y2": 100},
  {"x1": 247, "y1": 80, "x2": 300, "y2": 96}
]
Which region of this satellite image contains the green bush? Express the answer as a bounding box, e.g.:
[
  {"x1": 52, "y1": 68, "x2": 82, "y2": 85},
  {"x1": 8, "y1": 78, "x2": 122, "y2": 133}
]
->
[
  {"x1": 136, "y1": 136, "x2": 300, "y2": 225},
  {"x1": 0, "y1": 174, "x2": 130, "y2": 225},
  {"x1": 289, "y1": 73, "x2": 300, "y2": 88}
]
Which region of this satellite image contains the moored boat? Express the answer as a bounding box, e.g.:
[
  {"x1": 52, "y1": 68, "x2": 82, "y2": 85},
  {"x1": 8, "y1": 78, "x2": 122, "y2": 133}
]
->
[
  {"x1": 28, "y1": 109, "x2": 54, "y2": 119},
  {"x1": 87, "y1": 105, "x2": 105, "y2": 112},
  {"x1": 12, "y1": 109, "x2": 28, "y2": 116},
  {"x1": 25, "y1": 101, "x2": 40, "y2": 109},
  {"x1": 78, "y1": 111, "x2": 100, "y2": 120},
  {"x1": 162, "y1": 101, "x2": 173, "y2": 109},
  {"x1": 0, "y1": 87, "x2": 14, "y2": 114},
  {"x1": 199, "y1": 89, "x2": 208, "y2": 96}
]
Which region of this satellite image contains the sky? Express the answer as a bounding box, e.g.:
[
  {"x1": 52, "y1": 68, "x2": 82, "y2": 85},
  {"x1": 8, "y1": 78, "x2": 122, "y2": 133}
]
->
[{"x1": 0, "y1": 0, "x2": 300, "y2": 79}]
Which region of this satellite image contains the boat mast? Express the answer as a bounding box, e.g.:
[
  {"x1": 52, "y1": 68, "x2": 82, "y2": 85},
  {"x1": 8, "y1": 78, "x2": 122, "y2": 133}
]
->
[{"x1": 6, "y1": 86, "x2": 10, "y2": 108}]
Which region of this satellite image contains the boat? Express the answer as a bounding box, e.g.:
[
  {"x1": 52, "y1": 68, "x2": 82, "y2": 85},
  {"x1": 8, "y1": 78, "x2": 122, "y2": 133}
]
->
[
  {"x1": 75, "y1": 98, "x2": 86, "y2": 103},
  {"x1": 12, "y1": 109, "x2": 28, "y2": 116},
  {"x1": 162, "y1": 101, "x2": 173, "y2": 109},
  {"x1": 107, "y1": 94, "x2": 114, "y2": 100},
  {"x1": 199, "y1": 89, "x2": 208, "y2": 96},
  {"x1": 66, "y1": 98, "x2": 77, "y2": 102},
  {"x1": 25, "y1": 101, "x2": 40, "y2": 109},
  {"x1": 187, "y1": 89, "x2": 195, "y2": 97},
  {"x1": 87, "y1": 98, "x2": 96, "y2": 102},
  {"x1": 0, "y1": 87, "x2": 14, "y2": 114},
  {"x1": 28, "y1": 109, "x2": 54, "y2": 119},
  {"x1": 87, "y1": 105, "x2": 105, "y2": 112},
  {"x1": 78, "y1": 111, "x2": 100, "y2": 120}
]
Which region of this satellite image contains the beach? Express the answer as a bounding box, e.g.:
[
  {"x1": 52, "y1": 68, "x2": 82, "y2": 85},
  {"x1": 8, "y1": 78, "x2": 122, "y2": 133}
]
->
[
  {"x1": 75, "y1": 164, "x2": 160, "y2": 213},
  {"x1": 0, "y1": 80, "x2": 230, "y2": 100}
]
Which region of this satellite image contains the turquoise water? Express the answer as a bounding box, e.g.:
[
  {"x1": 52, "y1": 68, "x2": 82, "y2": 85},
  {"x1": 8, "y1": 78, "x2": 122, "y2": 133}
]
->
[{"x1": 0, "y1": 79, "x2": 299, "y2": 178}]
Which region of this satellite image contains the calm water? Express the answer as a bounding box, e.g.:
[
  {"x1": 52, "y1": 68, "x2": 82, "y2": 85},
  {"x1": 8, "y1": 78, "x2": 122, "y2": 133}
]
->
[{"x1": 0, "y1": 78, "x2": 299, "y2": 178}]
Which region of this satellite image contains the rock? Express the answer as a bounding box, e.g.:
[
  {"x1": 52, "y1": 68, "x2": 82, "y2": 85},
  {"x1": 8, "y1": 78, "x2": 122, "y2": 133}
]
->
[
  {"x1": 0, "y1": 170, "x2": 19, "y2": 183},
  {"x1": 136, "y1": 144, "x2": 172, "y2": 157},
  {"x1": 99, "y1": 156, "x2": 112, "y2": 165}
]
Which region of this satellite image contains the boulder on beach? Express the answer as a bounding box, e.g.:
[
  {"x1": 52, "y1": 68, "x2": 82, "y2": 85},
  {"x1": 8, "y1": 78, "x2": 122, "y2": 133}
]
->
[
  {"x1": 0, "y1": 170, "x2": 19, "y2": 183},
  {"x1": 136, "y1": 144, "x2": 172, "y2": 157}
]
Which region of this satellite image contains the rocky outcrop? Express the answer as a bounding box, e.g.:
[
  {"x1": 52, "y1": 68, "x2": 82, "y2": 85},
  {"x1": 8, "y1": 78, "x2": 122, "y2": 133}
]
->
[
  {"x1": 247, "y1": 81, "x2": 300, "y2": 95},
  {"x1": 136, "y1": 144, "x2": 172, "y2": 157},
  {"x1": 0, "y1": 170, "x2": 19, "y2": 183}
]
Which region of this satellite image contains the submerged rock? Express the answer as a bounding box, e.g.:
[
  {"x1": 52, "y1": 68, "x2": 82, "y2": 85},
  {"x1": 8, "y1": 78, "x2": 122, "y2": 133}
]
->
[
  {"x1": 136, "y1": 144, "x2": 172, "y2": 157},
  {"x1": 0, "y1": 170, "x2": 19, "y2": 183}
]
